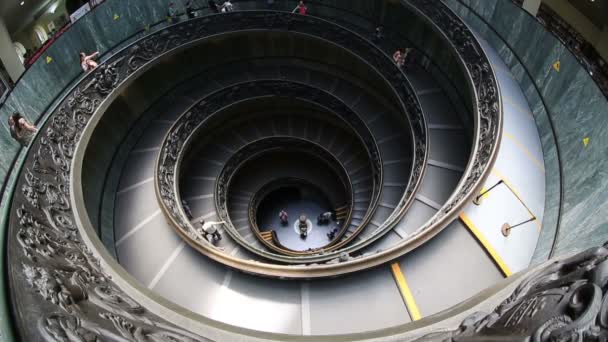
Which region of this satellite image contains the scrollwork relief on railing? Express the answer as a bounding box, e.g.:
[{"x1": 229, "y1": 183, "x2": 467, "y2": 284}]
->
[
  {"x1": 403, "y1": 0, "x2": 502, "y2": 232},
  {"x1": 6, "y1": 10, "x2": 426, "y2": 338},
  {"x1": 417, "y1": 243, "x2": 608, "y2": 341}
]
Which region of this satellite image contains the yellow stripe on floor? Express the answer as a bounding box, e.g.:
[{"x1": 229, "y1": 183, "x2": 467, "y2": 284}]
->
[
  {"x1": 459, "y1": 213, "x2": 512, "y2": 277},
  {"x1": 479, "y1": 186, "x2": 489, "y2": 201},
  {"x1": 503, "y1": 132, "x2": 545, "y2": 173},
  {"x1": 391, "y1": 262, "x2": 421, "y2": 321}
]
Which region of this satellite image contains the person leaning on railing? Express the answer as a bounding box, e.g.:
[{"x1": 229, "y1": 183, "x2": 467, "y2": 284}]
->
[
  {"x1": 392, "y1": 48, "x2": 412, "y2": 69},
  {"x1": 185, "y1": 0, "x2": 196, "y2": 19},
  {"x1": 292, "y1": 1, "x2": 307, "y2": 15},
  {"x1": 80, "y1": 51, "x2": 99, "y2": 72},
  {"x1": 392, "y1": 49, "x2": 405, "y2": 68},
  {"x1": 8, "y1": 112, "x2": 37, "y2": 146}
]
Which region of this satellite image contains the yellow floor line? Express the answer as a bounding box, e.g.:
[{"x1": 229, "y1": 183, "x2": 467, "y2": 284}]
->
[
  {"x1": 459, "y1": 213, "x2": 512, "y2": 277},
  {"x1": 479, "y1": 186, "x2": 489, "y2": 200},
  {"x1": 491, "y1": 169, "x2": 541, "y2": 232},
  {"x1": 390, "y1": 263, "x2": 421, "y2": 321},
  {"x1": 503, "y1": 132, "x2": 545, "y2": 173}
]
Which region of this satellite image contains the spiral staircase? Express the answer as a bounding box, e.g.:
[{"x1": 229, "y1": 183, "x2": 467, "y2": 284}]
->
[{"x1": 2, "y1": 0, "x2": 605, "y2": 341}]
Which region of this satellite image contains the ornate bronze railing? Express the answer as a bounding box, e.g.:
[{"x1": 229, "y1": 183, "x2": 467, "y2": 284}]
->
[
  {"x1": 147, "y1": 13, "x2": 431, "y2": 269},
  {"x1": 158, "y1": 80, "x2": 383, "y2": 263},
  {"x1": 5, "y1": 2, "x2": 502, "y2": 339},
  {"x1": 390, "y1": 0, "x2": 502, "y2": 246},
  {"x1": 413, "y1": 242, "x2": 608, "y2": 341}
]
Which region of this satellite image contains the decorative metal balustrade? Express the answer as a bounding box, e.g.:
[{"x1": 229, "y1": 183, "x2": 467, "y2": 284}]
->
[
  {"x1": 155, "y1": 81, "x2": 379, "y2": 263},
  {"x1": 5, "y1": 1, "x2": 507, "y2": 339},
  {"x1": 396, "y1": 0, "x2": 502, "y2": 246},
  {"x1": 148, "y1": 12, "x2": 431, "y2": 270},
  {"x1": 414, "y1": 242, "x2": 608, "y2": 341}
]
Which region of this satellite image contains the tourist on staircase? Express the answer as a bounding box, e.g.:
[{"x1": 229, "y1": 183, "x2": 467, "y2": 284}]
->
[
  {"x1": 80, "y1": 51, "x2": 99, "y2": 72},
  {"x1": 293, "y1": 1, "x2": 307, "y2": 15},
  {"x1": 220, "y1": 0, "x2": 234, "y2": 12},
  {"x1": 279, "y1": 210, "x2": 289, "y2": 225}
]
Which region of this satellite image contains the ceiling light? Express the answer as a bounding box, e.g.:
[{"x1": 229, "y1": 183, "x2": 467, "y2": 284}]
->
[{"x1": 20, "y1": 1, "x2": 25, "y2": 5}]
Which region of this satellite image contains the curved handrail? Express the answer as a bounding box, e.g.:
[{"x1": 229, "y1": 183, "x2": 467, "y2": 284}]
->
[
  {"x1": 143, "y1": 6, "x2": 494, "y2": 272},
  {"x1": 159, "y1": 80, "x2": 384, "y2": 263},
  {"x1": 449, "y1": 0, "x2": 564, "y2": 260},
  {"x1": 390, "y1": 0, "x2": 502, "y2": 244},
  {"x1": 147, "y1": 11, "x2": 430, "y2": 266},
  {"x1": 8, "y1": 4, "x2": 499, "y2": 341}
]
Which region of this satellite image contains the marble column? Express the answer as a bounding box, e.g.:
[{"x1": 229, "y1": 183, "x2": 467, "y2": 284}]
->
[
  {"x1": 0, "y1": 19, "x2": 25, "y2": 82},
  {"x1": 522, "y1": 0, "x2": 541, "y2": 16}
]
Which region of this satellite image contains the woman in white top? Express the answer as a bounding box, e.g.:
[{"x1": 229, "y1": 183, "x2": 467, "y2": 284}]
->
[
  {"x1": 8, "y1": 112, "x2": 37, "y2": 146},
  {"x1": 80, "y1": 51, "x2": 99, "y2": 72},
  {"x1": 220, "y1": 0, "x2": 234, "y2": 12}
]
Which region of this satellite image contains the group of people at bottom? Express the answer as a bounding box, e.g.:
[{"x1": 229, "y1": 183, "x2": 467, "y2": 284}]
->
[{"x1": 278, "y1": 209, "x2": 339, "y2": 239}]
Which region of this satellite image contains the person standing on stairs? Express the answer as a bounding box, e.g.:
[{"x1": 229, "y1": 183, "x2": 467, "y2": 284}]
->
[
  {"x1": 80, "y1": 51, "x2": 99, "y2": 72},
  {"x1": 279, "y1": 210, "x2": 289, "y2": 225},
  {"x1": 220, "y1": 0, "x2": 234, "y2": 12},
  {"x1": 317, "y1": 211, "x2": 333, "y2": 225},
  {"x1": 393, "y1": 49, "x2": 405, "y2": 68},
  {"x1": 199, "y1": 220, "x2": 225, "y2": 243},
  {"x1": 293, "y1": 1, "x2": 307, "y2": 15},
  {"x1": 168, "y1": 2, "x2": 179, "y2": 21},
  {"x1": 393, "y1": 48, "x2": 412, "y2": 69}
]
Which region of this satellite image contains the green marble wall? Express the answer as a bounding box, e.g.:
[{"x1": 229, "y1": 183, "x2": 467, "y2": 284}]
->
[
  {"x1": 0, "y1": 0, "x2": 171, "y2": 202},
  {"x1": 444, "y1": 0, "x2": 608, "y2": 261}
]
